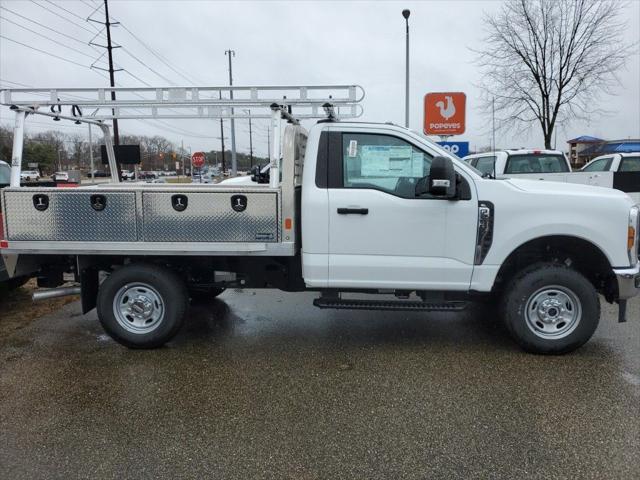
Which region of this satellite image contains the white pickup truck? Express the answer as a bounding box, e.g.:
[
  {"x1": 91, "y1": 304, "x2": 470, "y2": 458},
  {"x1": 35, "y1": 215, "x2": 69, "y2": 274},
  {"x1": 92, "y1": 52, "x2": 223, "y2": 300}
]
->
[
  {"x1": 2, "y1": 122, "x2": 639, "y2": 354},
  {"x1": 465, "y1": 149, "x2": 640, "y2": 203}
]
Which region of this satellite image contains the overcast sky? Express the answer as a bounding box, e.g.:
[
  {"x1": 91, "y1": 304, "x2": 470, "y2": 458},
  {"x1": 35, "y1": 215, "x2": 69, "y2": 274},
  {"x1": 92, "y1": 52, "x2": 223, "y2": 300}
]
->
[{"x1": 1, "y1": 0, "x2": 639, "y2": 157}]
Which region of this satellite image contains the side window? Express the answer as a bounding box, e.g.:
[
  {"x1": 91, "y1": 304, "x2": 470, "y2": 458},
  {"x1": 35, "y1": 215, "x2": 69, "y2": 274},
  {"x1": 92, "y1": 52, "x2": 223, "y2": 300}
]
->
[
  {"x1": 582, "y1": 157, "x2": 611, "y2": 172},
  {"x1": 619, "y1": 156, "x2": 640, "y2": 172},
  {"x1": 475, "y1": 156, "x2": 496, "y2": 176},
  {"x1": 341, "y1": 133, "x2": 432, "y2": 198}
]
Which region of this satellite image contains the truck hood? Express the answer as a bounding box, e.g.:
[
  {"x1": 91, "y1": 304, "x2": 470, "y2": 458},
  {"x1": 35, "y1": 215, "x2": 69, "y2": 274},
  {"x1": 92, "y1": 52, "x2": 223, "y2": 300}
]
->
[{"x1": 504, "y1": 178, "x2": 631, "y2": 201}]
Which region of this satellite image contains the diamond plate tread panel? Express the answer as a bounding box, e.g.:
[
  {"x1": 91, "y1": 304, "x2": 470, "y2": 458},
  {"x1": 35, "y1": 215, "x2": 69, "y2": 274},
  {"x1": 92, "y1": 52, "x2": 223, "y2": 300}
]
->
[
  {"x1": 3, "y1": 190, "x2": 137, "y2": 242},
  {"x1": 141, "y1": 192, "x2": 279, "y2": 243}
]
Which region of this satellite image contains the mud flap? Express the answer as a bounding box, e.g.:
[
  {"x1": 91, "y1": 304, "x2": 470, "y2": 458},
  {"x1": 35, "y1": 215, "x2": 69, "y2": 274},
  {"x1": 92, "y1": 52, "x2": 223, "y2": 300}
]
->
[
  {"x1": 79, "y1": 266, "x2": 99, "y2": 314},
  {"x1": 618, "y1": 299, "x2": 627, "y2": 323}
]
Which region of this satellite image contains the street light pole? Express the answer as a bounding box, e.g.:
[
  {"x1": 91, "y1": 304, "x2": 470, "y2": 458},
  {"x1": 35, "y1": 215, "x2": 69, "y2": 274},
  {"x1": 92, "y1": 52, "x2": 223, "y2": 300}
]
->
[{"x1": 402, "y1": 9, "x2": 411, "y2": 128}]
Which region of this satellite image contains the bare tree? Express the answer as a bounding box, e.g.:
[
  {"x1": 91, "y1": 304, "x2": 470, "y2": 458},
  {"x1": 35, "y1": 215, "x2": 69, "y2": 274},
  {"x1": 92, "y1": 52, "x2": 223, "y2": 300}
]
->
[{"x1": 475, "y1": 0, "x2": 635, "y2": 148}]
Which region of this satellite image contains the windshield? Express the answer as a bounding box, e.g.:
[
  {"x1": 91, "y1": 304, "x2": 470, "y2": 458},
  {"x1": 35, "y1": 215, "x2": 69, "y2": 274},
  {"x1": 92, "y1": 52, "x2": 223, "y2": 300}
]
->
[
  {"x1": 0, "y1": 162, "x2": 10, "y2": 184},
  {"x1": 505, "y1": 153, "x2": 570, "y2": 174}
]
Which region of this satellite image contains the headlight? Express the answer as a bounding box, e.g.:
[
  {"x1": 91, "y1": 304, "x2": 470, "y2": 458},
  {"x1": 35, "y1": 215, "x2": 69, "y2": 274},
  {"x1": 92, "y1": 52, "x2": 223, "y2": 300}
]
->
[{"x1": 629, "y1": 205, "x2": 639, "y2": 265}]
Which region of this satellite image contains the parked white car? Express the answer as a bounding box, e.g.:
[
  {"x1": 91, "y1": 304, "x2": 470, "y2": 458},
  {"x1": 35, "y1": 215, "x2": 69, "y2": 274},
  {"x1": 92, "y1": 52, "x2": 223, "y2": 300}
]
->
[
  {"x1": 52, "y1": 171, "x2": 69, "y2": 182},
  {"x1": 20, "y1": 170, "x2": 40, "y2": 181}
]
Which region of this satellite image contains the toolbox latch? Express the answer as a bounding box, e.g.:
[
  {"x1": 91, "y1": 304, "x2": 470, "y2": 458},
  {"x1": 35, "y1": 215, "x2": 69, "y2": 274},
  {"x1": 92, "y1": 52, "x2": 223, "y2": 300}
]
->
[
  {"x1": 171, "y1": 194, "x2": 188, "y2": 212},
  {"x1": 90, "y1": 194, "x2": 107, "y2": 211},
  {"x1": 33, "y1": 194, "x2": 49, "y2": 212}
]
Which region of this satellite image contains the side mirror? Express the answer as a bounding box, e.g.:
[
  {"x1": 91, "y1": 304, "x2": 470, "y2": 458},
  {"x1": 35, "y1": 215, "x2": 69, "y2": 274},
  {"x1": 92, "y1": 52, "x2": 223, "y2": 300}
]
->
[{"x1": 428, "y1": 156, "x2": 457, "y2": 198}]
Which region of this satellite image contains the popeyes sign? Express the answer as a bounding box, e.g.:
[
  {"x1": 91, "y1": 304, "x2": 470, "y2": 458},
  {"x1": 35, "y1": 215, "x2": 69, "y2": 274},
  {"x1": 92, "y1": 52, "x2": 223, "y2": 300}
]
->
[{"x1": 424, "y1": 92, "x2": 466, "y2": 136}]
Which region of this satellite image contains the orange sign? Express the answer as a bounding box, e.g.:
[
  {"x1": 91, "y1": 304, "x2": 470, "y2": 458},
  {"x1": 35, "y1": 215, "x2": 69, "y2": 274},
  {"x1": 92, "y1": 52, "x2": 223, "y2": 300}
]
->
[{"x1": 424, "y1": 92, "x2": 466, "y2": 136}]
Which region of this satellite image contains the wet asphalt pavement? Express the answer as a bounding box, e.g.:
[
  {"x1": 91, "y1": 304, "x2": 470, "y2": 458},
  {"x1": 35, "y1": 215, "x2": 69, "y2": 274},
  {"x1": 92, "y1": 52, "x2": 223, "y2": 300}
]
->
[{"x1": 1, "y1": 291, "x2": 638, "y2": 479}]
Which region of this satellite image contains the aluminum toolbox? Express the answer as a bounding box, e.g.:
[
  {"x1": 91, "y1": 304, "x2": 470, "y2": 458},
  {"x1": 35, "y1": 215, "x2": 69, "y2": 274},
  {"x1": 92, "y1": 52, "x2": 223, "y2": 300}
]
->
[
  {"x1": 141, "y1": 191, "x2": 278, "y2": 242},
  {"x1": 1, "y1": 185, "x2": 287, "y2": 255},
  {"x1": 2, "y1": 189, "x2": 137, "y2": 242}
]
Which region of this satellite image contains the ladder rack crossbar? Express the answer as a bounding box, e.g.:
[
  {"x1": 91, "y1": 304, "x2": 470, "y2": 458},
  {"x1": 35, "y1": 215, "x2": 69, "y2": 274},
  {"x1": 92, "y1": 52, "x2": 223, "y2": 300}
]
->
[
  {"x1": 9, "y1": 105, "x2": 362, "y2": 121},
  {"x1": 1, "y1": 85, "x2": 365, "y2": 109}
]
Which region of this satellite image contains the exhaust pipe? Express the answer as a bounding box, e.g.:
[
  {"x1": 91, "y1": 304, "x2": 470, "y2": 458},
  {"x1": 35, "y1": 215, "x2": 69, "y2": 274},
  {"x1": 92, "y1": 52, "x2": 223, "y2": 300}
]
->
[{"x1": 32, "y1": 286, "x2": 81, "y2": 302}]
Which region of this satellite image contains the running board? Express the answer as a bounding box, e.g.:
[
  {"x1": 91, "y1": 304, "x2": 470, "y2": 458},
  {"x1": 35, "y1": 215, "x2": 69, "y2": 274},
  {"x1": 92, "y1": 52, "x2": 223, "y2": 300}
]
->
[{"x1": 313, "y1": 297, "x2": 467, "y2": 312}]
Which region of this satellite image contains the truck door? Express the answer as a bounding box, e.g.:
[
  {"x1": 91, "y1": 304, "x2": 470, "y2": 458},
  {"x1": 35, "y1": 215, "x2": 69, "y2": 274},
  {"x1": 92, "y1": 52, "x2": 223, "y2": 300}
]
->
[{"x1": 326, "y1": 129, "x2": 478, "y2": 290}]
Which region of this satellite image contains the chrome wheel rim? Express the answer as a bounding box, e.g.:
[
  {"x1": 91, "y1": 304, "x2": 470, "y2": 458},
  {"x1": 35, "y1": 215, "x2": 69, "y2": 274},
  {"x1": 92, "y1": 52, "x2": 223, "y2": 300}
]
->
[
  {"x1": 113, "y1": 283, "x2": 165, "y2": 334},
  {"x1": 525, "y1": 285, "x2": 582, "y2": 339}
]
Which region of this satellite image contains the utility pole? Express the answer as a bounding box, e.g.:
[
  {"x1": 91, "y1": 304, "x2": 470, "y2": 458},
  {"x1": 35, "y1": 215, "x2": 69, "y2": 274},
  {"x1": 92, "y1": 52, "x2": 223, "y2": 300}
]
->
[
  {"x1": 104, "y1": 0, "x2": 119, "y2": 146},
  {"x1": 225, "y1": 49, "x2": 237, "y2": 176},
  {"x1": 89, "y1": 1, "x2": 122, "y2": 177},
  {"x1": 219, "y1": 89, "x2": 226, "y2": 175},
  {"x1": 402, "y1": 9, "x2": 411, "y2": 128}
]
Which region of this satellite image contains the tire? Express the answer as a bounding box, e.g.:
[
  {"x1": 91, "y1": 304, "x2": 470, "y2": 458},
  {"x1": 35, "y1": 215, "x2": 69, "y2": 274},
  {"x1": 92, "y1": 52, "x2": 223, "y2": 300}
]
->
[
  {"x1": 501, "y1": 263, "x2": 600, "y2": 354},
  {"x1": 97, "y1": 264, "x2": 188, "y2": 349},
  {"x1": 0, "y1": 276, "x2": 29, "y2": 293},
  {"x1": 189, "y1": 287, "x2": 226, "y2": 304}
]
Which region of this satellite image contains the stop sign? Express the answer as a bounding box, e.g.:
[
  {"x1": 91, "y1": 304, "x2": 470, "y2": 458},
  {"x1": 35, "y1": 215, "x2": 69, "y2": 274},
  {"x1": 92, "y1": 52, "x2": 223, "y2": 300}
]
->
[{"x1": 191, "y1": 151, "x2": 206, "y2": 168}]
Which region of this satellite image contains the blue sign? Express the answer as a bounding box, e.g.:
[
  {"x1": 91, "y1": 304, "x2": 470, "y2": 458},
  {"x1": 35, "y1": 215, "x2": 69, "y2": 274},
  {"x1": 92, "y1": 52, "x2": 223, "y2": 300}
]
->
[{"x1": 436, "y1": 141, "x2": 469, "y2": 158}]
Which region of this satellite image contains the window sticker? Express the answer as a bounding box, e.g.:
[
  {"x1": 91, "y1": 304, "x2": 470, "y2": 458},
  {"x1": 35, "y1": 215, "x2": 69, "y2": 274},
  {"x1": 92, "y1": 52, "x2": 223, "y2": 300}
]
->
[
  {"x1": 360, "y1": 145, "x2": 421, "y2": 177},
  {"x1": 348, "y1": 140, "x2": 358, "y2": 157}
]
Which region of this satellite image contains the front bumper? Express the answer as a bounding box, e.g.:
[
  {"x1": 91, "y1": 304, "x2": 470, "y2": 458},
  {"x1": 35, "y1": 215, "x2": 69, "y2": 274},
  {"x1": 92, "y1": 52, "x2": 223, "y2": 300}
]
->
[{"x1": 613, "y1": 264, "x2": 640, "y2": 300}]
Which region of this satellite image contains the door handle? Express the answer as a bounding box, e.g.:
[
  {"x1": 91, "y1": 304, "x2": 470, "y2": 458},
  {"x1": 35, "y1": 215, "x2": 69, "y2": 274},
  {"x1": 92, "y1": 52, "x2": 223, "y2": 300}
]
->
[{"x1": 337, "y1": 207, "x2": 369, "y2": 215}]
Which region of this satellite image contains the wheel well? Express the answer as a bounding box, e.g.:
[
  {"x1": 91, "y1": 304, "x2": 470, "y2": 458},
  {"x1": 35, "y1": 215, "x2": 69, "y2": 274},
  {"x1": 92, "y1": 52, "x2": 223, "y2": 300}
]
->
[{"x1": 494, "y1": 236, "x2": 617, "y2": 302}]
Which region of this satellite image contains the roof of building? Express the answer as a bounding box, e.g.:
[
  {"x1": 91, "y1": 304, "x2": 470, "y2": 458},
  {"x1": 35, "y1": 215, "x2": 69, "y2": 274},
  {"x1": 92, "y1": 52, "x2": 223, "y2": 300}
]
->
[
  {"x1": 567, "y1": 135, "x2": 604, "y2": 143},
  {"x1": 579, "y1": 139, "x2": 640, "y2": 156}
]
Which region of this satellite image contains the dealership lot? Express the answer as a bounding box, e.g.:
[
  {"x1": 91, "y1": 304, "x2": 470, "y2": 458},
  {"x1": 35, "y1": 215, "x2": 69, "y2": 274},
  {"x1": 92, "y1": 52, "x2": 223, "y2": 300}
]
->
[{"x1": 1, "y1": 290, "x2": 638, "y2": 479}]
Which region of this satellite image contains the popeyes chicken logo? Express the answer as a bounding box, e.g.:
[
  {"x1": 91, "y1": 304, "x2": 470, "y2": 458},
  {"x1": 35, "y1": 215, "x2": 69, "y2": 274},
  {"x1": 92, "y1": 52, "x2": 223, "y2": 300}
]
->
[{"x1": 424, "y1": 92, "x2": 466, "y2": 136}]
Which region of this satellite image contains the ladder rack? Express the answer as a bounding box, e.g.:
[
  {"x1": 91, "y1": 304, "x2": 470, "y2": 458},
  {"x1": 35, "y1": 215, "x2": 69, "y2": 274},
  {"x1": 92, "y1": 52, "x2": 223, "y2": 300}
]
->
[
  {"x1": 0, "y1": 85, "x2": 365, "y2": 120},
  {"x1": 1, "y1": 84, "x2": 366, "y2": 187}
]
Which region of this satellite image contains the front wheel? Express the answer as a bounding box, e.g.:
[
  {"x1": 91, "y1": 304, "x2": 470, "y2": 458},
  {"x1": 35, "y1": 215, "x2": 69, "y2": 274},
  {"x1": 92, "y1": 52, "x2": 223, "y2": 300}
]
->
[
  {"x1": 501, "y1": 263, "x2": 600, "y2": 354},
  {"x1": 97, "y1": 264, "x2": 188, "y2": 349}
]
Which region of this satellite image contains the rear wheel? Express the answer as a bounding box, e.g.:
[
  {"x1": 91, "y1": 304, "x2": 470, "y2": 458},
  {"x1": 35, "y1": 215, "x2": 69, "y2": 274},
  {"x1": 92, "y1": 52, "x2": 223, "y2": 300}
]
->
[
  {"x1": 0, "y1": 276, "x2": 30, "y2": 293},
  {"x1": 97, "y1": 264, "x2": 188, "y2": 349},
  {"x1": 501, "y1": 263, "x2": 600, "y2": 354}
]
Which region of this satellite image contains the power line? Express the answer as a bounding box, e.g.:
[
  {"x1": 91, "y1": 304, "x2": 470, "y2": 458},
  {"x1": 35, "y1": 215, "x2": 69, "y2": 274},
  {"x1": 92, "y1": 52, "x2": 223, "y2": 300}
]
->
[
  {"x1": 91, "y1": 70, "x2": 214, "y2": 139},
  {"x1": 29, "y1": 0, "x2": 97, "y2": 34},
  {"x1": 122, "y1": 69, "x2": 153, "y2": 87},
  {"x1": 0, "y1": 15, "x2": 98, "y2": 60},
  {"x1": 42, "y1": 0, "x2": 94, "y2": 24},
  {"x1": 0, "y1": 5, "x2": 95, "y2": 46},
  {"x1": 84, "y1": 3, "x2": 207, "y2": 87},
  {"x1": 121, "y1": 47, "x2": 176, "y2": 85},
  {"x1": 0, "y1": 35, "x2": 89, "y2": 69},
  {"x1": 80, "y1": 0, "x2": 103, "y2": 18},
  {"x1": 118, "y1": 23, "x2": 206, "y2": 85}
]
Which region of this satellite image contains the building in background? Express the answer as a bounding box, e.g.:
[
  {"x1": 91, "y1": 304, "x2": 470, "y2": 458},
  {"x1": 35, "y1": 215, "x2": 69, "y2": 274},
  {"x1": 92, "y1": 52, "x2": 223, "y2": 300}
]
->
[
  {"x1": 567, "y1": 136, "x2": 604, "y2": 167},
  {"x1": 567, "y1": 137, "x2": 640, "y2": 167}
]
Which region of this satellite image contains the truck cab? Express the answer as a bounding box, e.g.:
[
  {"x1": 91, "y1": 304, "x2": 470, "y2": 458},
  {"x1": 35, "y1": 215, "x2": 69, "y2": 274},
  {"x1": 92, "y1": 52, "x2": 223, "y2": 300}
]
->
[{"x1": 581, "y1": 152, "x2": 640, "y2": 173}]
